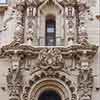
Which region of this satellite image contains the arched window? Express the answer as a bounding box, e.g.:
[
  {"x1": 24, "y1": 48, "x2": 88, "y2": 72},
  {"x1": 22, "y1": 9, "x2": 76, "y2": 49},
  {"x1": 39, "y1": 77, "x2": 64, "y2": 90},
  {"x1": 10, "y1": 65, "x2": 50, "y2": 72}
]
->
[
  {"x1": 45, "y1": 15, "x2": 56, "y2": 46},
  {"x1": 38, "y1": 90, "x2": 61, "y2": 100}
]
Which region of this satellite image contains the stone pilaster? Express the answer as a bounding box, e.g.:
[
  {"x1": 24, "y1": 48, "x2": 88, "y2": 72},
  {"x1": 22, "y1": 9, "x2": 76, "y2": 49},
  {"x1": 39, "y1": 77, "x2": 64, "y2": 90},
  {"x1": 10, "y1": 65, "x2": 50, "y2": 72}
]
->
[
  {"x1": 26, "y1": 6, "x2": 38, "y2": 46},
  {"x1": 65, "y1": 6, "x2": 76, "y2": 46},
  {"x1": 14, "y1": 0, "x2": 25, "y2": 43},
  {"x1": 77, "y1": 50, "x2": 96, "y2": 100},
  {"x1": 77, "y1": 1, "x2": 93, "y2": 44},
  {"x1": 25, "y1": 0, "x2": 38, "y2": 46},
  {"x1": 6, "y1": 50, "x2": 24, "y2": 100}
]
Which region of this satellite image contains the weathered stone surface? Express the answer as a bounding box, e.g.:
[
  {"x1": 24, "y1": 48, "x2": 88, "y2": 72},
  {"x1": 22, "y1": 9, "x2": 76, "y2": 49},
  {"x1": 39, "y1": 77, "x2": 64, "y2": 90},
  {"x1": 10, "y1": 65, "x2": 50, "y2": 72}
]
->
[{"x1": 0, "y1": 0, "x2": 100, "y2": 100}]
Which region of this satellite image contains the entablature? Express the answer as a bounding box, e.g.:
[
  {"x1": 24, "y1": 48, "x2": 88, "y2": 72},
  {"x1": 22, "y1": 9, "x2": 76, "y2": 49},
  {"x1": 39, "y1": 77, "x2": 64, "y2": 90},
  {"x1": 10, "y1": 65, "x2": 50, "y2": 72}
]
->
[{"x1": 0, "y1": 42, "x2": 98, "y2": 59}]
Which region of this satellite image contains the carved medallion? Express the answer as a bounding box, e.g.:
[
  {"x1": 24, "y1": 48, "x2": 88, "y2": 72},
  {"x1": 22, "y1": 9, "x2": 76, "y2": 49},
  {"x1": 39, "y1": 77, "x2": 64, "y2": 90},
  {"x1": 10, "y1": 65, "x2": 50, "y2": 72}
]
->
[{"x1": 38, "y1": 48, "x2": 64, "y2": 70}]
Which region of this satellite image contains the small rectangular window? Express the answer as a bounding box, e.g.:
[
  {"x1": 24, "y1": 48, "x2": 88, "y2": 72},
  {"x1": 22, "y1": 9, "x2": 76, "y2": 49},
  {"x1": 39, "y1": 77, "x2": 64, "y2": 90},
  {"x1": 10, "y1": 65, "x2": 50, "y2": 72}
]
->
[{"x1": 47, "y1": 27, "x2": 55, "y2": 33}]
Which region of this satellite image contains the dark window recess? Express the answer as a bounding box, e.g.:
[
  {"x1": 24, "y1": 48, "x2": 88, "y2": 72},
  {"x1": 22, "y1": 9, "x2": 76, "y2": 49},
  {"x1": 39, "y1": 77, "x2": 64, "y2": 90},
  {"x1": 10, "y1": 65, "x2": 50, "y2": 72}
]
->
[
  {"x1": 38, "y1": 90, "x2": 61, "y2": 100},
  {"x1": 45, "y1": 15, "x2": 56, "y2": 46}
]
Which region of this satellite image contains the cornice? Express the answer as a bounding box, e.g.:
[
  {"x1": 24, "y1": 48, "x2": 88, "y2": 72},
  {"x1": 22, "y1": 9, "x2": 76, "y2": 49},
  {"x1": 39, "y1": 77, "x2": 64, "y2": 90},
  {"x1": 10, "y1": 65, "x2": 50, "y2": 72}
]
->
[{"x1": 0, "y1": 41, "x2": 98, "y2": 59}]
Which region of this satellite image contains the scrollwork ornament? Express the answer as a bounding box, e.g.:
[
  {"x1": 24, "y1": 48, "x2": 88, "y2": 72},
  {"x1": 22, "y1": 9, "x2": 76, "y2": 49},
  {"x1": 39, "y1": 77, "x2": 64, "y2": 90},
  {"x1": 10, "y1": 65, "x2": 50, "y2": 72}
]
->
[{"x1": 38, "y1": 48, "x2": 64, "y2": 70}]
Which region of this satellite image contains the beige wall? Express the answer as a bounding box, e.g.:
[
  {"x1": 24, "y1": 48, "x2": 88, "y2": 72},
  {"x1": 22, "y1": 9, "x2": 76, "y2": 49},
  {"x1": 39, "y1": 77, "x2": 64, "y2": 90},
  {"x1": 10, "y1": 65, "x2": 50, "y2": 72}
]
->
[{"x1": 0, "y1": 0, "x2": 100, "y2": 100}]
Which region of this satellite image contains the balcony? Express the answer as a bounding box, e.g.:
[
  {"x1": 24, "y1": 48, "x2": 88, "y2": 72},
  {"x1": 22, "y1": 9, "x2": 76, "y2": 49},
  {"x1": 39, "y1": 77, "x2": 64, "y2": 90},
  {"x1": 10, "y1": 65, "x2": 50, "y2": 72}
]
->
[{"x1": 0, "y1": 0, "x2": 8, "y2": 13}]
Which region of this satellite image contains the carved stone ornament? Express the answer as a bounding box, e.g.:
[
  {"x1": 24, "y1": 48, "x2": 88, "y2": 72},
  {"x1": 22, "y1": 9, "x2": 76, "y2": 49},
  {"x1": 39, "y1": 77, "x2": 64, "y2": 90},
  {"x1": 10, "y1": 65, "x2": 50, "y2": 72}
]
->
[
  {"x1": 6, "y1": 51, "x2": 24, "y2": 100},
  {"x1": 26, "y1": 5, "x2": 38, "y2": 45},
  {"x1": 37, "y1": 48, "x2": 64, "y2": 70},
  {"x1": 0, "y1": 43, "x2": 97, "y2": 100},
  {"x1": 78, "y1": 68, "x2": 93, "y2": 100},
  {"x1": 65, "y1": 6, "x2": 75, "y2": 43},
  {"x1": 22, "y1": 70, "x2": 77, "y2": 100},
  {"x1": 0, "y1": 1, "x2": 98, "y2": 100},
  {"x1": 14, "y1": 1, "x2": 25, "y2": 43},
  {"x1": 78, "y1": 3, "x2": 93, "y2": 44}
]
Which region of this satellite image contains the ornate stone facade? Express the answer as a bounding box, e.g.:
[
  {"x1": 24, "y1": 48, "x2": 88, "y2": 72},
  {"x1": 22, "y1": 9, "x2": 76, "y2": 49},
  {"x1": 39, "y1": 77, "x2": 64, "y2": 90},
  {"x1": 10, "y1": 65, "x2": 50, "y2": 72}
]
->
[{"x1": 0, "y1": 0, "x2": 100, "y2": 100}]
